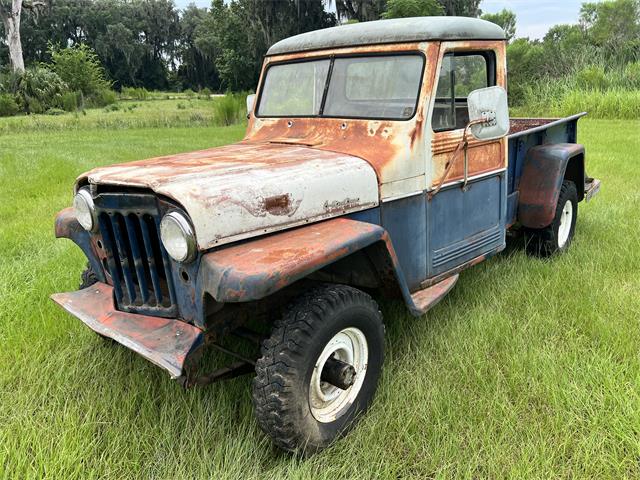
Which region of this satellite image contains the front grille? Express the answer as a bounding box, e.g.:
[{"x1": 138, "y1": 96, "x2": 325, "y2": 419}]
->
[{"x1": 97, "y1": 207, "x2": 177, "y2": 317}]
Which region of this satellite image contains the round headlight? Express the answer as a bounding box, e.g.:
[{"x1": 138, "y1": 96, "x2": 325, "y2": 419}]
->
[
  {"x1": 160, "y1": 212, "x2": 196, "y2": 263},
  {"x1": 73, "y1": 188, "x2": 96, "y2": 232}
]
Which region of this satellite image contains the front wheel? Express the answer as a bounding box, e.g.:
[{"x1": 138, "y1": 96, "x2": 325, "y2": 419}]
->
[
  {"x1": 252, "y1": 284, "x2": 384, "y2": 454},
  {"x1": 525, "y1": 180, "x2": 578, "y2": 257}
]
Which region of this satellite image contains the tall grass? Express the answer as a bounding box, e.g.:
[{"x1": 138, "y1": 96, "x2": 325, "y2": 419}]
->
[
  {"x1": 213, "y1": 92, "x2": 248, "y2": 126},
  {"x1": 515, "y1": 62, "x2": 640, "y2": 119}
]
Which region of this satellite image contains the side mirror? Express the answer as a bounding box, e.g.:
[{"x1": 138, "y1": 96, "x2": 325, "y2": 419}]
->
[
  {"x1": 467, "y1": 86, "x2": 509, "y2": 141},
  {"x1": 246, "y1": 94, "x2": 256, "y2": 117}
]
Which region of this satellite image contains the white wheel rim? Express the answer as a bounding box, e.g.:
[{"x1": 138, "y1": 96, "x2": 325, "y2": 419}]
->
[
  {"x1": 309, "y1": 327, "x2": 368, "y2": 423},
  {"x1": 558, "y1": 199, "x2": 573, "y2": 248}
]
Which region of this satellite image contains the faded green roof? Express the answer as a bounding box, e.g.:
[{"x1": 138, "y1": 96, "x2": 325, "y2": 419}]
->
[{"x1": 267, "y1": 17, "x2": 506, "y2": 56}]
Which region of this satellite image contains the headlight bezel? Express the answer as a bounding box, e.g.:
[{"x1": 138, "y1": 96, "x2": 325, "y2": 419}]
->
[
  {"x1": 160, "y1": 211, "x2": 197, "y2": 264},
  {"x1": 73, "y1": 188, "x2": 98, "y2": 232}
]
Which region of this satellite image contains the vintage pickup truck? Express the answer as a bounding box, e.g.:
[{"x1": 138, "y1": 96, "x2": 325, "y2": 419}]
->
[{"x1": 52, "y1": 17, "x2": 600, "y2": 453}]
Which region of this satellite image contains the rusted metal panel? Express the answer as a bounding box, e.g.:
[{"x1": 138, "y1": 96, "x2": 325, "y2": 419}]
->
[
  {"x1": 410, "y1": 273, "x2": 458, "y2": 312},
  {"x1": 79, "y1": 143, "x2": 379, "y2": 250},
  {"x1": 247, "y1": 42, "x2": 440, "y2": 199},
  {"x1": 54, "y1": 207, "x2": 106, "y2": 284},
  {"x1": 426, "y1": 40, "x2": 507, "y2": 189},
  {"x1": 517, "y1": 143, "x2": 585, "y2": 228},
  {"x1": 198, "y1": 216, "x2": 458, "y2": 318},
  {"x1": 51, "y1": 282, "x2": 204, "y2": 378},
  {"x1": 431, "y1": 135, "x2": 503, "y2": 184},
  {"x1": 199, "y1": 218, "x2": 388, "y2": 303}
]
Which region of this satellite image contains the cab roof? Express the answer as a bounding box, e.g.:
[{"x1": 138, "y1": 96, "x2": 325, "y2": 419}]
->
[{"x1": 267, "y1": 17, "x2": 506, "y2": 56}]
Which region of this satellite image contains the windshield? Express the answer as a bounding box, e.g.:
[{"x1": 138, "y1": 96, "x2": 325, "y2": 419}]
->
[{"x1": 257, "y1": 54, "x2": 424, "y2": 120}]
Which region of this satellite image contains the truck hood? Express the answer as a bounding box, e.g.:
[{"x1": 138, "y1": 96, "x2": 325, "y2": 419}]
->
[{"x1": 79, "y1": 142, "x2": 379, "y2": 249}]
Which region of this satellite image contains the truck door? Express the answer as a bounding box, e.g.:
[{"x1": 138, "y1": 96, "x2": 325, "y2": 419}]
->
[{"x1": 426, "y1": 43, "x2": 508, "y2": 278}]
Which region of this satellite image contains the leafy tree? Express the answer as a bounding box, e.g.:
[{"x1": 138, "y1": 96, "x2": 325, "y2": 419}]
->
[
  {"x1": 382, "y1": 0, "x2": 443, "y2": 19},
  {"x1": 136, "y1": 0, "x2": 180, "y2": 89},
  {"x1": 335, "y1": 0, "x2": 386, "y2": 22},
  {"x1": 49, "y1": 43, "x2": 110, "y2": 96},
  {"x1": 580, "y1": 0, "x2": 640, "y2": 59},
  {"x1": 437, "y1": 0, "x2": 481, "y2": 17},
  {"x1": 481, "y1": 8, "x2": 515, "y2": 42},
  {"x1": 506, "y1": 38, "x2": 545, "y2": 105},
  {"x1": 195, "y1": 0, "x2": 335, "y2": 91},
  {"x1": 177, "y1": 4, "x2": 218, "y2": 91}
]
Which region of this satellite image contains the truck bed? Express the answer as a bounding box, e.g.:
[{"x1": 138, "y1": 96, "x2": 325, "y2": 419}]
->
[
  {"x1": 506, "y1": 112, "x2": 588, "y2": 225},
  {"x1": 509, "y1": 118, "x2": 561, "y2": 136}
]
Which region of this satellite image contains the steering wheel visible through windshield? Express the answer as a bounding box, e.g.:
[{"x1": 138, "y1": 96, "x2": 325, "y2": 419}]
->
[{"x1": 256, "y1": 54, "x2": 425, "y2": 121}]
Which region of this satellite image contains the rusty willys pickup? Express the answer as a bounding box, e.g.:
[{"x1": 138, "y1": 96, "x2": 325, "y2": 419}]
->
[{"x1": 52, "y1": 16, "x2": 600, "y2": 453}]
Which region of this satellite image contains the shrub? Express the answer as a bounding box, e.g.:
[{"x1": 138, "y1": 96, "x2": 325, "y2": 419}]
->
[
  {"x1": 27, "y1": 98, "x2": 45, "y2": 114},
  {"x1": 199, "y1": 87, "x2": 212, "y2": 98},
  {"x1": 623, "y1": 62, "x2": 640, "y2": 89},
  {"x1": 212, "y1": 92, "x2": 246, "y2": 126},
  {"x1": 60, "y1": 91, "x2": 83, "y2": 112},
  {"x1": 88, "y1": 88, "x2": 117, "y2": 107},
  {"x1": 46, "y1": 108, "x2": 66, "y2": 116},
  {"x1": 49, "y1": 44, "x2": 111, "y2": 97},
  {"x1": 183, "y1": 88, "x2": 195, "y2": 98},
  {"x1": 575, "y1": 66, "x2": 608, "y2": 90},
  {"x1": 0, "y1": 93, "x2": 19, "y2": 117},
  {"x1": 15, "y1": 67, "x2": 68, "y2": 114},
  {"x1": 121, "y1": 87, "x2": 149, "y2": 100},
  {"x1": 0, "y1": 70, "x2": 22, "y2": 95}
]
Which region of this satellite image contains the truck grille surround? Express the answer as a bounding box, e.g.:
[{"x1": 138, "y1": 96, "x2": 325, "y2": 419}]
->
[{"x1": 95, "y1": 193, "x2": 178, "y2": 318}]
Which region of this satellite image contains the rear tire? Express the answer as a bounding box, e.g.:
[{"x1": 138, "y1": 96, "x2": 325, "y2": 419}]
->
[
  {"x1": 252, "y1": 284, "x2": 384, "y2": 454},
  {"x1": 525, "y1": 180, "x2": 578, "y2": 257}
]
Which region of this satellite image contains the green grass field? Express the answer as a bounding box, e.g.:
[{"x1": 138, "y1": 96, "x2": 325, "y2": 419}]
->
[
  {"x1": 1, "y1": 105, "x2": 639, "y2": 478},
  {"x1": 0, "y1": 98, "x2": 217, "y2": 134}
]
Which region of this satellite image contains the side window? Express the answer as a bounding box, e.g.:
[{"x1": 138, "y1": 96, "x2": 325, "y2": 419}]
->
[{"x1": 432, "y1": 52, "x2": 495, "y2": 132}]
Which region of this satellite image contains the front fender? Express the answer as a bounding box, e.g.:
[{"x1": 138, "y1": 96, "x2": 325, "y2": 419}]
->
[
  {"x1": 198, "y1": 217, "x2": 412, "y2": 305},
  {"x1": 517, "y1": 143, "x2": 585, "y2": 229},
  {"x1": 55, "y1": 207, "x2": 106, "y2": 283}
]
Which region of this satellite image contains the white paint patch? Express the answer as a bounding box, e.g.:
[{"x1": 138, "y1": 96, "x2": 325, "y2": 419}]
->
[{"x1": 83, "y1": 143, "x2": 379, "y2": 250}]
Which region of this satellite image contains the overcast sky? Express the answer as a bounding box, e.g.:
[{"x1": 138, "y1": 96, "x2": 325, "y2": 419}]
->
[{"x1": 174, "y1": 0, "x2": 592, "y2": 40}]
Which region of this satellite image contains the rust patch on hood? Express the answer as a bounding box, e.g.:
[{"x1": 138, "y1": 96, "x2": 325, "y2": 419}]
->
[{"x1": 264, "y1": 194, "x2": 295, "y2": 216}]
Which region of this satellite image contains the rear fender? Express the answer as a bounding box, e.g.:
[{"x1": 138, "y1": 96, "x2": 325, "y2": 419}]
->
[
  {"x1": 198, "y1": 217, "x2": 416, "y2": 309},
  {"x1": 517, "y1": 143, "x2": 585, "y2": 229}
]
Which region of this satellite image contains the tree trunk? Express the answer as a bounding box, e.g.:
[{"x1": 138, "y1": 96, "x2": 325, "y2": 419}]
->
[{"x1": 1, "y1": 0, "x2": 25, "y2": 73}]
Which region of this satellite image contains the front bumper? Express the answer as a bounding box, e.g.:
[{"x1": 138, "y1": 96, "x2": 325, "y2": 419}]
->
[{"x1": 51, "y1": 282, "x2": 204, "y2": 379}]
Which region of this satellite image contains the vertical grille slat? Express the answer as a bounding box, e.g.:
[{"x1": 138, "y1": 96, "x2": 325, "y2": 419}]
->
[
  {"x1": 98, "y1": 213, "x2": 124, "y2": 305},
  {"x1": 95, "y1": 195, "x2": 177, "y2": 317},
  {"x1": 139, "y1": 215, "x2": 164, "y2": 305},
  {"x1": 124, "y1": 214, "x2": 151, "y2": 304},
  {"x1": 110, "y1": 215, "x2": 137, "y2": 303}
]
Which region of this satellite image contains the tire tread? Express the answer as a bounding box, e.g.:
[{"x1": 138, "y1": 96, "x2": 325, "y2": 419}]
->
[{"x1": 252, "y1": 284, "x2": 382, "y2": 452}]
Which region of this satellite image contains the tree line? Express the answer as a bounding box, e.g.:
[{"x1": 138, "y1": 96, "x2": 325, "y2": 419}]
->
[
  {"x1": 1, "y1": 0, "x2": 638, "y2": 114},
  {"x1": 0, "y1": 0, "x2": 487, "y2": 92}
]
